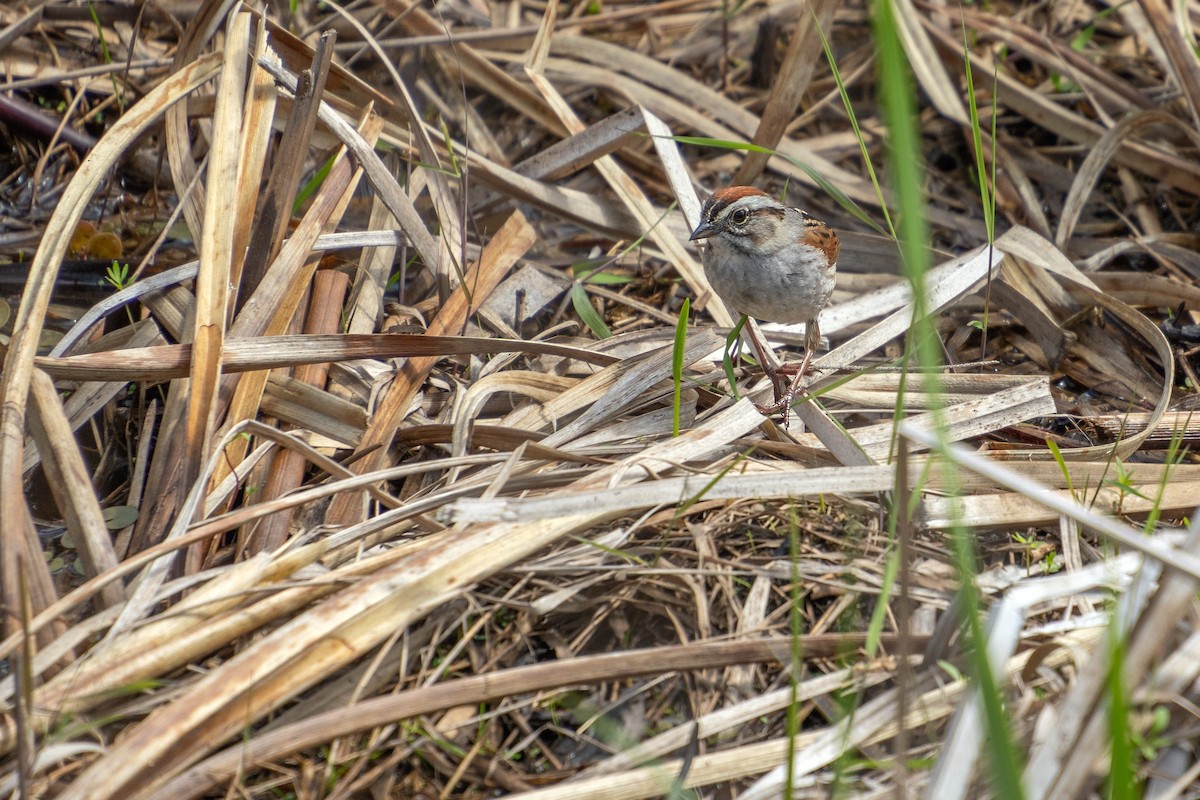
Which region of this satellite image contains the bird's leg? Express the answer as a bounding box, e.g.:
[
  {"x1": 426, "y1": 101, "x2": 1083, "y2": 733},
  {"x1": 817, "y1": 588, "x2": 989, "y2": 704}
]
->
[
  {"x1": 775, "y1": 318, "x2": 821, "y2": 377},
  {"x1": 756, "y1": 319, "x2": 821, "y2": 424},
  {"x1": 742, "y1": 318, "x2": 788, "y2": 405}
]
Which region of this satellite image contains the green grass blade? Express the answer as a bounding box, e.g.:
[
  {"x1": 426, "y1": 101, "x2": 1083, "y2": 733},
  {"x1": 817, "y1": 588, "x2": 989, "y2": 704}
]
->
[
  {"x1": 722, "y1": 316, "x2": 746, "y2": 402},
  {"x1": 866, "y1": 546, "x2": 899, "y2": 656},
  {"x1": 88, "y1": 2, "x2": 124, "y2": 112},
  {"x1": 673, "y1": 298, "x2": 691, "y2": 437},
  {"x1": 873, "y1": 0, "x2": 1024, "y2": 796},
  {"x1": 571, "y1": 283, "x2": 612, "y2": 339},
  {"x1": 1106, "y1": 624, "x2": 1135, "y2": 800},
  {"x1": 1044, "y1": 439, "x2": 1075, "y2": 497},
  {"x1": 812, "y1": 8, "x2": 896, "y2": 240},
  {"x1": 571, "y1": 202, "x2": 677, "y2": 286},
  {"x1": 293, "y1": 153, "x2": 335, "y2": 215},
  {"x1": 961, "y1": 15, "x2": 996, "y2": 244},
  {"x1": 570, "y1": 261, "x2": 633, "y2": 285},
  {"x1": 785, "y1": 509, "x2": 806, "y2": 800},
  {"x1": 671, "y1": 135, "x2": 887, "y2": 235},
  {"x1": 675, "y1": 448, "x2": 753, "y2": 518}
]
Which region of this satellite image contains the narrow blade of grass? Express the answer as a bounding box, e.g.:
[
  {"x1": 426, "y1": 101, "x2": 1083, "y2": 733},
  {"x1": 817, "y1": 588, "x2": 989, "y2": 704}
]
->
[
  {"x1": 672, "y1": 297, "x2": 690, "y2": 437},
  {"x1": 571, "y1": 282, "x2": 612, "y2": 339}
]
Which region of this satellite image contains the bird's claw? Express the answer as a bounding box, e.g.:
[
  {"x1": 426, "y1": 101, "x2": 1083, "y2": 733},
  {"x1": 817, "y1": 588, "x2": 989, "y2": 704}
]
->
[{"x1": 755, "y1": 352, "x2": 815, "y2": 428}]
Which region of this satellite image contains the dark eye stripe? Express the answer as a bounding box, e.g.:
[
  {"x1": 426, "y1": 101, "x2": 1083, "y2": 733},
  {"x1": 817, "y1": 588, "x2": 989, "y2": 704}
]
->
[
  {"x1": 702, "y1": 196, "x2": 733, "y2": 222},
  {"x1": 701, "y1": 192, "x2": 786, "y2": 227}
]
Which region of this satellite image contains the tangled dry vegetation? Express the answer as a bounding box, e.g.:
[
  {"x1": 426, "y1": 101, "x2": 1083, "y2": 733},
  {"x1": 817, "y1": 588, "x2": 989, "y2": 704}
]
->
[{"x1": 2, "y1": 0, "x2": 1200, "y2": 797}]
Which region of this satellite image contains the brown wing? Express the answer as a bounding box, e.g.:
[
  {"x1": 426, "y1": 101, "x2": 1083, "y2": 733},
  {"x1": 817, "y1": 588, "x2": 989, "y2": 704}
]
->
[{"x1": 796, "y1": 212, "x2": 840, "y2": 267}]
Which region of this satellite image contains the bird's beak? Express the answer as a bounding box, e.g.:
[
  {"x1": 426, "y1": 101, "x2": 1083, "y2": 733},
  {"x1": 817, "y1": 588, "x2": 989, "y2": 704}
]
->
[{"x1": 689, "y1": 220, "x2": 716, "y2": 241}]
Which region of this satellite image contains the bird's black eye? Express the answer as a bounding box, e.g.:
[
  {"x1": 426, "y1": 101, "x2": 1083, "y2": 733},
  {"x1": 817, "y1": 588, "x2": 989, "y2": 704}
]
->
[{"x1": 730, "y1": 208, "x2": 749, "y2": 225}]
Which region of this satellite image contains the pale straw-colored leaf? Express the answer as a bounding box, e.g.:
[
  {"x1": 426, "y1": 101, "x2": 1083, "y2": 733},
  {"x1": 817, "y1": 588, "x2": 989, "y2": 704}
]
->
[
  {"x1": 1056, "y1": 110, "x2": 1200, "y2": 250},
  {"x1": 325, "y1": 210, "x2": 536, "y2": 526},
  {"x1": 183, "y1": 10, "x2": 251, "y2": 492},
  {"x1": 27, "y1": 369, "x2": 124, "y2": 608},
  {"x1": 55, "y1": 401, "x2": 766, "y2": 799},
  {"x1": 0, "y1": 51, "x2": 223, "y2": 637}
]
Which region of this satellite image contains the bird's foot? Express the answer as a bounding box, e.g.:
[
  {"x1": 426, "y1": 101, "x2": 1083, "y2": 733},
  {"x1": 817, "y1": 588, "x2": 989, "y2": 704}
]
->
[
  {"x1": 752, "y1": 379, "x2": 797, "y2": 426},
  {"x1": 774, "y1": 348, "x2": 815, "y2": 379},
  {"x1": 754, "y1": 350, "x2": 815, "y2": 428}
]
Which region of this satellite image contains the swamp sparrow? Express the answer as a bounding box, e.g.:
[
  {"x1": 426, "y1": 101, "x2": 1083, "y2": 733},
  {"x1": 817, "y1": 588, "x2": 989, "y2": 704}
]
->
[{"x1": 690, "y1": 186, "x2": 839, "y2": 415}]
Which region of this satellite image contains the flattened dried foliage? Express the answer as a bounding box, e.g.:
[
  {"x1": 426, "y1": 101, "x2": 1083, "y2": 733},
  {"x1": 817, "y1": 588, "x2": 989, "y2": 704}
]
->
[{"x1": 0, "y1": 1, "x2": 1198, "y2": 798}]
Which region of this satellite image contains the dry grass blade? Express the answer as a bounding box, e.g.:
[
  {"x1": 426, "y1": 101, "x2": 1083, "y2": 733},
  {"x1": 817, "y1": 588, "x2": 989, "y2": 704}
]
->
[
  {"x1": 508, "y1": 105, "x2": 644, "y2": 184},
  {"x1": 320, "y1": 1, "x2": 464, "y2": 297},
  {"x1": 34, "y1": 333, "x2": 618, "y2": 381},
  {"x1": 236, "y1": 26, "x2": 328, "y2": 302},
  {"x1": 525, "y1": 6, "x2": 729, "y2": 326},
  {"x1": 325, "y1": 210, "x2": 536, "y2": 525},
  {"x1": 0, "y1": 53, "x2": 223, "y2": 641},
  {"x1": 24, "y1": 549, "x2": 321, "y2": 720},
  {"x1": 814, "y1": 378, "x2": 1055, "y2": 461},
  {"x1": 544, "y1": 34, "x2": 879, "y2": 205},
  {"x1": 254, "y1": 53, "x2": 439, "y2": 270},
  {"x1": 26, "y1": 370, "x2": 124, "y2": 609},
  {"x1": 215, "y1": 107, "x2": 384, "y2": 502},
  {"x1": 1136, "y1": 0, "x2": 1200, "y2": 130},
  {"x1": 1031, "y1": 525, "x2": 1200, "y2": 800},
  {"x1": 889, "y1": 0, "x2": 967, "y2": 124},
  {"x1": 929, "y1": 549, "x2": 1154, "y2": 797},
  {"x1": 56, "y1": 402, "x2": 764, "y2": 799},
  {"x1": 245, "y1": 269, "x2": 351, "y2": 553},
  {"x1": 1056, "y1": 110, "x2": 1200, "y2": 250},
  {"x1": 23, "y1": 320, "x2": 164, "y2": 474},
  {"x1": 163, "y1": 0, "x2": 239, "y2": 240},
  {"x1": 901, "y1": 427, "x2": 1200, "y2": 582},
  {"x1": 580, "y1": 667, "x2": 883, "y2": 778},
  {"x1": 496, "y1": 666, "x2": 946, "y2": 800},
  {"x1": 922, "y1": 16, "x2": 1200, "y2": 195},
  {"x1": 182, "y1": 11, "x2": 250, "y2": 495},
  {"x1": 382, "y1": 0, "x2": 564, "y2": 136},
  {"x1": 8, "y1": 2, "x2": 1200, "y2": 795},
  {"x1": 734, "y1": 0, "x2": 838, "y2": 185},
  {"x1": 0, "y1": 6, "x2": 43, "y2": 52},
  {"x1": 149, "y1": 635, "x2": 903, "y2": 800},
  {"x1": 538, "y1": 332, "x2": 722, "y2": 447},
  {"x1": 819, "y1": 241, "x2": 1001, "y2": 367},
  {"x1": 48, "y1": 263, "x2": 200, "y2": 357},
  {"x1": 922, "y1": 480, "x2": 1200, "y2": 530},
  {"x1": 447, "y1": 465, "x2": 895, "y2": 524}
]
